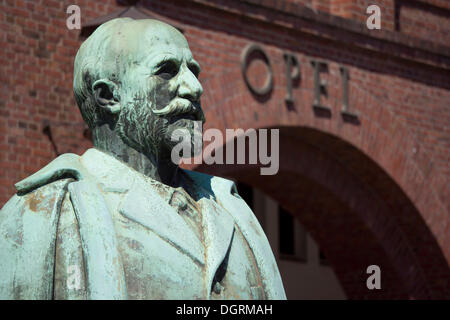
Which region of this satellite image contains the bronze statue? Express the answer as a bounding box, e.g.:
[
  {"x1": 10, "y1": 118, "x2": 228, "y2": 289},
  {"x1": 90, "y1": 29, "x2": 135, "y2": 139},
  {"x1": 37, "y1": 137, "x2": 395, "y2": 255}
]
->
[{"x1": 0, "y1": 18, "x2": 286, "y2": 300}]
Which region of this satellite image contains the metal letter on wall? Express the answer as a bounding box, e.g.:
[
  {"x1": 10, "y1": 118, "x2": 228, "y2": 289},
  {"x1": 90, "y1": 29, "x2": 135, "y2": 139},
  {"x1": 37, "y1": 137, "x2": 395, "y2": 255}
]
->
[
  {"x1": 340, "y1": 66, "x2": 359, "y2": 120},
  {"x1": 283, "y1": 52, "x2": 300, "y2": 104},
  {"x1": 241, "y1": 43, "x2": 273, "y2": 96},
  {"x1": 311, "y1": 60, "x2": 330, "y2": 112}
]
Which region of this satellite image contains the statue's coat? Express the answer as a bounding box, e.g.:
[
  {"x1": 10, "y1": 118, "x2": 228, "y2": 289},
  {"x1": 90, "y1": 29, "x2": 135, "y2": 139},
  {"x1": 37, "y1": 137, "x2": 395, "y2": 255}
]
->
[{"x1": 0, "y1": 149, "x2": 286, "y2": 299}]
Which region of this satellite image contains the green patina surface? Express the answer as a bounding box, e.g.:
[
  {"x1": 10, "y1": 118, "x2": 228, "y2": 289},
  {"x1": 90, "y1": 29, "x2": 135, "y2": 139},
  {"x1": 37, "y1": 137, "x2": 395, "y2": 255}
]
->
[{"x1": 0, "y1": 18, "x2": 286, "y2": 300}]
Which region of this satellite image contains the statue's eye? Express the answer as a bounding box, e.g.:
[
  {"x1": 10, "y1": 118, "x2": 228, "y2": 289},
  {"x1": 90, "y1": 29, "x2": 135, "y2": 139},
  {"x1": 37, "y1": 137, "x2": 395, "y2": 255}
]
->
[{"x1": 155, "y1": 61, "x2": 178, "y2": 80}]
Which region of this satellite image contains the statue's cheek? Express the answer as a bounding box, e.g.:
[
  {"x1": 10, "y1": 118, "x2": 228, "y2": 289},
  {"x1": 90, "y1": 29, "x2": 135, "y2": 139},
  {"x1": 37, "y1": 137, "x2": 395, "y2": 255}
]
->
[{"x1": 152, "y1": 79, "x2": 174, "y2": 110}]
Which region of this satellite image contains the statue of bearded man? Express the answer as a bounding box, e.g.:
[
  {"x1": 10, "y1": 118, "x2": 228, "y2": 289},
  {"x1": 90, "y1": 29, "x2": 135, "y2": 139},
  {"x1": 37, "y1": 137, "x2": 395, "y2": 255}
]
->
[{"x1": 0, "y1": 18, "x2": 286, "y2": 300}]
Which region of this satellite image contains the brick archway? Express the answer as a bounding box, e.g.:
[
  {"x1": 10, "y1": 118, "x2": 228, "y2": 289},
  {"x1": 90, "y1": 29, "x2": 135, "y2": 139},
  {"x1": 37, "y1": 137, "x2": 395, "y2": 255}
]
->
[{"x1": 190, "y1": 69, "x2": 449, "y2": 299}]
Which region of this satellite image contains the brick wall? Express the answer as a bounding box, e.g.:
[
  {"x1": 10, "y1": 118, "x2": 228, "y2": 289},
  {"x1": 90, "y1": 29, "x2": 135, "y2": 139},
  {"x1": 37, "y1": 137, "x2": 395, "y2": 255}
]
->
[
  {"x1": 0, "y1": 0, "x2": 449, "y2": 299},
  {"x1": 398, "y1": 1, "x2": 450, "y2": 46}
]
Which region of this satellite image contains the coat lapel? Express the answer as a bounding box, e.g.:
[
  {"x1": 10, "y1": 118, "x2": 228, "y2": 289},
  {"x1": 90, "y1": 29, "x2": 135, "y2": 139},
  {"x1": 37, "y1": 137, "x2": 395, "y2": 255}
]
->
[
  {"x1": 210, "y1": 177, "x2": 287, "y2": 300},
  {"x1": 182, "y1": 170, "x2": 237, "y2": 297},
  {"x1": 119, "y1": 173, "x2": 237, "y2": 296},
  {"x1": 198, "y1": 197, "x2": 235, "y2": 297},
  {"x1": 184, "y1": 168, "x2": 286, "y2": 299},
  {"x1": 118, "y1": 175, "x2": 205, "y2": 266}
]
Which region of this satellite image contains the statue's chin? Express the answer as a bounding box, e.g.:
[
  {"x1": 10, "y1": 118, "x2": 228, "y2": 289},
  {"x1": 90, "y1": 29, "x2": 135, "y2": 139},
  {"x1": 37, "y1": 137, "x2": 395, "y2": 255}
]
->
[{"x1": 116, "y1": 111, "x2": 203, "y2": 163}]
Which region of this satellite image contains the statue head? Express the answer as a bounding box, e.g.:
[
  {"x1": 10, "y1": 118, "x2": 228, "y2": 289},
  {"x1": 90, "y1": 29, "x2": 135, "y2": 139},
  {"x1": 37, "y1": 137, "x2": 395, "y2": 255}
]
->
[{"x1": 73, "y1": 18, "x2": 204, "y2": 162}]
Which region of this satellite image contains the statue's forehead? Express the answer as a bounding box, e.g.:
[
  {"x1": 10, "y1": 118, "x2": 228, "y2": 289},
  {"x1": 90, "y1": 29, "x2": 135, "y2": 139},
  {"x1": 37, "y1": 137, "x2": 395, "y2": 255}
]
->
[
  {"x1": 136, "y1": 39, "x2": 193, "y2": 64},
  {"x1": 120, "y1": 21, "x2": 193, "y2": 63}
]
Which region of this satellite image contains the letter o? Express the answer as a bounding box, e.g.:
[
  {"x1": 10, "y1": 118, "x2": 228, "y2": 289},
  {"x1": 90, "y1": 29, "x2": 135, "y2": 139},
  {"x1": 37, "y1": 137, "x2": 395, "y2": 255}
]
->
[{"x1": 241, "y1": 43, "x2": 274, "y2": 96}]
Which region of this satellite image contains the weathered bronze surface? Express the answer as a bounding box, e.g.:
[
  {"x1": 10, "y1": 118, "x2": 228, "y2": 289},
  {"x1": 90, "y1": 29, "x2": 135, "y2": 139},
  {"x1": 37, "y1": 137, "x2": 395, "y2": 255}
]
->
[{"x1": 0, "y1": 18, "x2": 286, "y2": 300}]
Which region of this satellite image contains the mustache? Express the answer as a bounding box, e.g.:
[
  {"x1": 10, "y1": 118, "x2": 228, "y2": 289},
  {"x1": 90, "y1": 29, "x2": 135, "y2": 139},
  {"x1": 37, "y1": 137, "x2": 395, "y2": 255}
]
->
[{"x1": 151, "y1": 98, "x2": 205, "y2": 122}]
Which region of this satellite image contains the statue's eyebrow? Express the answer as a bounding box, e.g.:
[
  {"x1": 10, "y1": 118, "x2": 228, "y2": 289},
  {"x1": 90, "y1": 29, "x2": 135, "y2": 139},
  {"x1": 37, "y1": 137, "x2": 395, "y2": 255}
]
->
[
  {"x1": 154, "y1": 55, "x2": 180, "y2": 69},
  {"x1": 188, "y1": 60, "x2": 201, "y2": 75},
  {"x1": 144, "y1": 53, "x2": 179, "y2": 70}
]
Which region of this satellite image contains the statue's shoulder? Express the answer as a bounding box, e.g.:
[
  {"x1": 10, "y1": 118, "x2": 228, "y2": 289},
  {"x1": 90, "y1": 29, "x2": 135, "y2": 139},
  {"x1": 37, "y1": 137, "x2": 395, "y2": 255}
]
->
[
  {"x1": 0, "y1": 154, "x2": 79, "y2": 300},
  {"x1": 14, "y1": 153, "x2": 86, "y2": 195},
  {"x1": 0, "y1": 152, "x2": 83, "y2": 218},
  {"x1": 0, "y1": 152, "x2": 83, "y2": 256}
]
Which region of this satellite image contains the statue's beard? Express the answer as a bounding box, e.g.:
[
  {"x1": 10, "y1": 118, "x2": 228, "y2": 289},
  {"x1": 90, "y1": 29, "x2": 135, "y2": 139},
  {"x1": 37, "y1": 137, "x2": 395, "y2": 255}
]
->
[{"x1": 116, "y1": 95, "x2": 204, "y2": 162}]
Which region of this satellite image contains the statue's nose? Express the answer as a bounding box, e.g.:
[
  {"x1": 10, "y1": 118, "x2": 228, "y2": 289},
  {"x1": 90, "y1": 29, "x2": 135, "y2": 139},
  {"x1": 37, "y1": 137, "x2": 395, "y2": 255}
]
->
[{"x1": 177, "y1": 67, "x2": 203, "y2": 102}]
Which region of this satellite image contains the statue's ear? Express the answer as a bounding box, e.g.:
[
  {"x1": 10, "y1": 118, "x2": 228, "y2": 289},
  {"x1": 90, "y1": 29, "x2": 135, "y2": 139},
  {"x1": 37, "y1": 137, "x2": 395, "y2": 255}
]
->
[{"x1": 92, "y1": 79, "x2": 121, "y2": 114}]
